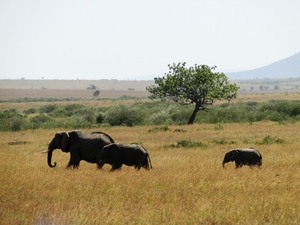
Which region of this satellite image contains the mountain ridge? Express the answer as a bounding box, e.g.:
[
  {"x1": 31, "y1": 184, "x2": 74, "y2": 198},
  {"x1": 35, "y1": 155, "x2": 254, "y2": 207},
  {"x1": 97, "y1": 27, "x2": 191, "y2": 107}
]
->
[
  {"x1": 226, "y1": 52, "x2": 300, "y2": 79},
  {"x1": 130, "y1": 52, "x2": 300, "y2": 80}
]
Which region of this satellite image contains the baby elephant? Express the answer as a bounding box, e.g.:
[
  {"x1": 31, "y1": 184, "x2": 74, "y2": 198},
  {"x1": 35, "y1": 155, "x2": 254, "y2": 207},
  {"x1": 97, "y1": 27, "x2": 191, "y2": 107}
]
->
[
  {"x1": 98, "y1": 143, "x2": 152, "y2": 171},
  {"x1": 222, "y1": 148, "x2": 262, "y2": 168}
]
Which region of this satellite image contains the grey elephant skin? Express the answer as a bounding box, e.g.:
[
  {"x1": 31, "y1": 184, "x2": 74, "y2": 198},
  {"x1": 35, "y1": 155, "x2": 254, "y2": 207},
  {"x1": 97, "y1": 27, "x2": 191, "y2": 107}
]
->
[
  {"x1": 98, "y1": 143, "x2": 152, "y2": 171},
  {"x1": 222, "y1": 148, "x2": 262, "y2": 168},
  {"x1": 44, "y1": 130, "x2": 114, "y2": 168}
]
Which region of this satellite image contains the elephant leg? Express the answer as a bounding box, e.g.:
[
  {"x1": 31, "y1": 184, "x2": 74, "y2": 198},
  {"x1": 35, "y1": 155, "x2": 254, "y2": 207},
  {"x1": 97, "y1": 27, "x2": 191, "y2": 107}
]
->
[
  {"x1": 143, "y1": 164, "x2": 150, "y2": 170},
  {"x1": 142, "y1": 157, "x2": 150, "y2": 170},
  {"x1": 97, "y1": 162, "x2": 104, "y2": 169},
  {"x1": 66, "y1": 161, "x2": 80, "y2": 169},
  {"x1": 235, "y1": 161, "x2": 242, "y2": 168},
  {"x1": 135, "y1": 165, "x2": 141, "y2": 171},
  {"x1": 67, "y1": 152, "x2": 81, "y2": 168},
  {"x1": 111, "y1": 163, "x2": 122, "y2": 171},
  {"x1": 110, "y1": 157, "x2": 122, "y2": 171},
  {"x1": 110, "y1": 166, "x2": 121, "y2": 172},
  {"x1": 73, "y1": 162, "x2": 80, "y2": 168}
]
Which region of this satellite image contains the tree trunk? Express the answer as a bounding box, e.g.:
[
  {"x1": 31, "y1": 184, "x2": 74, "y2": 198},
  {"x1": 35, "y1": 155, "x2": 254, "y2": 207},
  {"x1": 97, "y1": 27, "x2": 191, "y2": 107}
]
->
[{"x1": 187, "y1": 104, "x2": 200, "y2": 125}]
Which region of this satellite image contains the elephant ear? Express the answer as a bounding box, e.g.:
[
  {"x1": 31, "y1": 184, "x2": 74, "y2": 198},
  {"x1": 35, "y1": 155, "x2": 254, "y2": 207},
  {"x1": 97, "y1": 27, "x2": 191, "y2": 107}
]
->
[
  {"x1": 110, "y1": 144, "x2": 121, "y2": 157},
  {"x1": 229, "y1": 149, "x2": 239, "y2": 159},
  {"x1": 110, "y1": 144, "x2": 122, "y2": 166},
  {"x1": 61, "y1": 132, "x2": 70, "y2": 152},
  {"x1": 101, "y1": 145, "x2": 111, "y2": 158},
  {"x1": 233, "y1": 149, "x2": 240, "y2": 157}
]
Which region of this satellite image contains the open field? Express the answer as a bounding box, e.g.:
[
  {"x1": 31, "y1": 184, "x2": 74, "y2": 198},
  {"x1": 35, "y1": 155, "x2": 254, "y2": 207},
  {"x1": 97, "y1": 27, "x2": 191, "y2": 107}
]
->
[
  {"x1": 0, "y1": 79, "x2": 155, "y2": 90},
  {"x1": 1, "y1": 78, "x2": 300, "y2": 102},
  {"x1": 1, "y1": 77, "x2": 300, "y2": 92},
  {"x1": 0, "y1": 89, "x2": 150, "y2": 101},
  {"x1": 1, "y1": 79, "x2": 300, "y2": 224},
  {"x1": 1, "y1": 122, "x2": 300, "y2": 224},
  {"x1": 0, "y1": 79, "x2": 153, "y2": 101}
]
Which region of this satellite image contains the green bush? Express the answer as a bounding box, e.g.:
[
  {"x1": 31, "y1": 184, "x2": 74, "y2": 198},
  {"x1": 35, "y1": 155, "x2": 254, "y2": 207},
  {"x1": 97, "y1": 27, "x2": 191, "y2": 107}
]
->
[
  {"x1": 96, "y1": 113, "x2": 104, "y2": 124},
  {"x1": 39, "y1": 104, "x2": 57, "y2": 113},
  {"x1": 23, "y1": 108, "x2": 37, "y2": 114},
  {"x1": 81, "y1": 107, "x2": 97, "y2": 123},
  {"x1": 22, "y1": 114, "x2": 56, "y2": 130},
  {"x1": 0, "y1": 109, "x2": 25, "y2": 131},
  {"x1": 1, "y1": 99, "x2": 300, "y2": 131},
  {"x1": 256, "y1": 135, "x2": 284, "y2": 145},
  {"x1": 62, "y1": 115, "x2": 93, "y2": 129},
  {"x1": 148, "y1": 126, "x2": 170, "y2": 133},
  {"x1": 212, "y1": 139, "x2": 237, "y2": 145},
  {"x1": 168, "y1": 105, "x2": 192, "y2": 125},
  {"x1": 146, "y1": 110, "x2": 173, "y2": 125},
  {"x1": 104, "y1": 105, "x2": 143, "y2": 126},
  {"x1": 166, "y1": 139, "x2": 207, "y2": 148},
  {"x1": 49, "y1": 104, "x2": 96, "y2": 120}
]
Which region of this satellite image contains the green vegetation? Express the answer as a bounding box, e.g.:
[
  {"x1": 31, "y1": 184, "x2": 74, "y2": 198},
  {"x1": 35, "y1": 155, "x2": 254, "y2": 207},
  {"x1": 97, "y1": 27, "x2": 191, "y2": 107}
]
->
[
  {"x1": 256, "y1": 135, "x2": 285, "y2": 145},
  {"x1": 1, "y1": 97, "x2": 84, "y2": 102},
  {"x1": 166, "y1": 138, "x2": 207, "y2": 148},
  {"x1": 146, "y1": 63, "x2": 239, "y2": 124},
  {"x1": 1, "y1": 99, "x2": 300, "y2": 131},
  {"x1": 0, "y1": 95, "x2": 139, "y2": 103},
  {"x1": 148, "y1": 126, "x2": 170, "y2": 133}
]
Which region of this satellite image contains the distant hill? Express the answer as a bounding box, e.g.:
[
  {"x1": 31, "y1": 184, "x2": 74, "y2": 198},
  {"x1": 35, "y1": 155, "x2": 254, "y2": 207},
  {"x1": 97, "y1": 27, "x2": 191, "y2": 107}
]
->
[{"x1": 226, "y1": 52, "x2": 300, "y2": 79}]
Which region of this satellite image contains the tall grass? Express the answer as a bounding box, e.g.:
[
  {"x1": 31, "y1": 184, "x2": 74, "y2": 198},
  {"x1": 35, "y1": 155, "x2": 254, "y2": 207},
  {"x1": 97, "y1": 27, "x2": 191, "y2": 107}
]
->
[{"x1": 1, "y1": 122, "x2": 300, "y2": 224}]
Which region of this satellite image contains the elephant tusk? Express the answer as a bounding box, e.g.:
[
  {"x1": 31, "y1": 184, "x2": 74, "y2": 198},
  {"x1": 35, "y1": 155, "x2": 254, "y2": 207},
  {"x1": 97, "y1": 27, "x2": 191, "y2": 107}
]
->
[{"x1": 42, "y1": 149, "x2": 49, "y2": 153}]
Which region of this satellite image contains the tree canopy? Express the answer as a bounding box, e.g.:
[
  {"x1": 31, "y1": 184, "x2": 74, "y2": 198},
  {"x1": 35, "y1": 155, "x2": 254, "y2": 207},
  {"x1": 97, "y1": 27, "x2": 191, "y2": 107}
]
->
[{"x1": 146, "y1": 62, "x2": 240, "y2": 125}]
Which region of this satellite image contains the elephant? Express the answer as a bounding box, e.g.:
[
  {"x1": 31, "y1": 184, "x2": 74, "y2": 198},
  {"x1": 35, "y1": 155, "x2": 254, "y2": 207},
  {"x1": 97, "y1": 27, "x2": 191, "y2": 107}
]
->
[
  {"x1": 222, "y1": 148, "x2": 262, "y2": 168},
  {"x1": 98, "y1": 143, "x2": 152, "y2": 171},
  {"x1": 43, "y1": 130, "x2": 114, "y2": 169}
]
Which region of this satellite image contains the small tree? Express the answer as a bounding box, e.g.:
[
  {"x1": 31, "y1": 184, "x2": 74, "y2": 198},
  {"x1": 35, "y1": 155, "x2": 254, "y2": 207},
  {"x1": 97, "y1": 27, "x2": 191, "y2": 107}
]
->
[
  {"x1": 87, "y1": 84, "x2": 97, "y2": 90},
  {"x1": 146, "y1": 63, "x2": 239, "y2": 125},
  {"x1": 93, "y1": 90, "x2": 100, "y2": 97}
]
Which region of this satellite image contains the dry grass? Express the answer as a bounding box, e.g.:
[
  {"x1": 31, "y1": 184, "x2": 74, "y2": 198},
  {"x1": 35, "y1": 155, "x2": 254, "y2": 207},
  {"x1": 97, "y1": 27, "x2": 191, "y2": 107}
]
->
[
  {"x1": 1, "y1": 122, "x2": 300, "y2": 224},
  {"x1": 0, "y1": 98, "x2": 149, "y2": 112},
  {"x1": 0, "y1": 79, "x2": 155, "y2": 90},
  {"x1": 232, "y1": 91, "x2": 300, "y2": 103},
  {"x1": 0, "y1": 89, "x2": 150, "y2": 101}
]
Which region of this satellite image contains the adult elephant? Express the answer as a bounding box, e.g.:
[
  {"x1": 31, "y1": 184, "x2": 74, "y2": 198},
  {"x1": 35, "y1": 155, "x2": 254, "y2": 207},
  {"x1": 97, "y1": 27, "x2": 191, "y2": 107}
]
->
[
  {"x1": 98, "y1": 143, "x2": 152, "y2": 171},
  {"x1": 44, "y1": 130, "x2": 114, "y2": 169},
  {"x1": 222, "y1": 148, "x2": 262, "y2": 168}
]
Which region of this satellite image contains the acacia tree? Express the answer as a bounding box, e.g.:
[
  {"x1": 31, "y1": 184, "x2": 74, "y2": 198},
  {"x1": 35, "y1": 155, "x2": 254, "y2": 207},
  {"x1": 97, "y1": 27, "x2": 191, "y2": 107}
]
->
[{"x1": 146, "y1": 63, "x2": 240, "y2": 125}]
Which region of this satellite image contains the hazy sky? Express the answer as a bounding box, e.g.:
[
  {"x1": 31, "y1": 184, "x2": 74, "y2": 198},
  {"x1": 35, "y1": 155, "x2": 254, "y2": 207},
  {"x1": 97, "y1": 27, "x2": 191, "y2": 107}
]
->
[{"x1": 1, "y1": 0, "x2": 299, "y2": 80}]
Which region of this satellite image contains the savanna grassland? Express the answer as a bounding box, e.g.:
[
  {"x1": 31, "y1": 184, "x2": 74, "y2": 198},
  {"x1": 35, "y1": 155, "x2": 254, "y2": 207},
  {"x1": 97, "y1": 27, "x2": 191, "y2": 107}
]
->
[
  {"x1": 1, "y1": 122, "x2": 300, "y2": 224},
  {"x1": 1, "y1": 80, "x2": 300, "y2": 224}
]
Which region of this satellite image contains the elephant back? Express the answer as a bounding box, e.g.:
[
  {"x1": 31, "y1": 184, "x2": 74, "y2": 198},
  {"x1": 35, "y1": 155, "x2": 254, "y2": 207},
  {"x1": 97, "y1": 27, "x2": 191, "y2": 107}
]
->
[{"x1": 92, "y1": 131, "x2": 115, "y2": 143}]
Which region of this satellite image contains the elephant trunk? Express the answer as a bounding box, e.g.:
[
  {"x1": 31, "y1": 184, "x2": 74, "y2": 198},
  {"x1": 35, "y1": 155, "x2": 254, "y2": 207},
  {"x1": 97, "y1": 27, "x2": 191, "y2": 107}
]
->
[
  {"x1": 47, "y1": 149, "x2": 57, "y2": 168},
  {"x1": 97, "y1": 160, "x2": 105, "y2": 169},
  {"x1": 222, "y1": 161, "x2": 226, "y2": 168}
]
